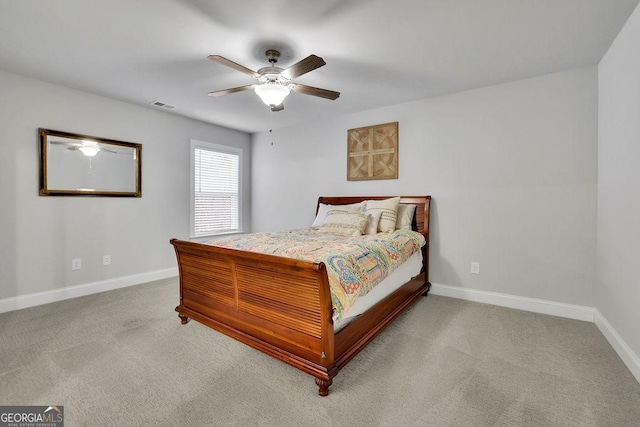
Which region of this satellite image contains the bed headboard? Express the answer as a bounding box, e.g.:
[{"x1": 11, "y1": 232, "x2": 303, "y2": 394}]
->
[{"x1": 316, "y1": 196, "x2": 431, "y2": 241}]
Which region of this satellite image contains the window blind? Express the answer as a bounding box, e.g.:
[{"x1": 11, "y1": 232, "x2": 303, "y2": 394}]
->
[{"x1": 193, "y1": 147, "x2": 239, "y2": 236}]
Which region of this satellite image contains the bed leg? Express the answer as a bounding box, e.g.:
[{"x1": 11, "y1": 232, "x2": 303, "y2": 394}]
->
[
  {"x1": 422, "y1": 281, "x2": 432, "y2": 296},
  {"x1": 315, "y1": 377, "x2": 332, "y2": 396},
  {"x1": 178, "y1": 313, "x2": 189, "y2": 324}
]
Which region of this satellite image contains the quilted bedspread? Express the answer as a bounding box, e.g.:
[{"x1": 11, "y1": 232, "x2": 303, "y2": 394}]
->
[{"x1": 207, "y1": 228, "x2": 425, "y2": 321}]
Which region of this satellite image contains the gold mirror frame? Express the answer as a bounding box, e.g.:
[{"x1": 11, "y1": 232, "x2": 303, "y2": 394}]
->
[{"x1": 39, "y1": 128, "x2": 142, "y2": 197}]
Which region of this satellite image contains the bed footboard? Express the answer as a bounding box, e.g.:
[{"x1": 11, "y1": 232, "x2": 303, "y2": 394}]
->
[{"x1": 170, "y1": 238, "x2": 337, "y2": 394}]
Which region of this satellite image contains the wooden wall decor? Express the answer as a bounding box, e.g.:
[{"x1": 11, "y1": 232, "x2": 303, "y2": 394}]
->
[{"x1": 347, "y1": 122, "x2": 398, "y2": 181}]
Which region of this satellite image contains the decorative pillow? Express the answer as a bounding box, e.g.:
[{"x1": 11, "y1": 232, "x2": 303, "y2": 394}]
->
[
  {"x1": 364, "y1": 211, "x2": 382, "y2": 235},
  {"x1": 365, "y1": 197, "x2": 400, "y2": 232},
  {"x1": 396, "y1": 204, "x2": 416, "y2": 230},
  {"x1": 319, "y1": 211, "x2": 369, "y2": 236},
  {"x1": 312, "y1": 202, "x2": 365, "y2": 227}
]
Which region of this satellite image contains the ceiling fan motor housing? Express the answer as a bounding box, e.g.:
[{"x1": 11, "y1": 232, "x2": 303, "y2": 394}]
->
[{"x1": 257, "y1": 66, "x2": 288, "y2": 84}]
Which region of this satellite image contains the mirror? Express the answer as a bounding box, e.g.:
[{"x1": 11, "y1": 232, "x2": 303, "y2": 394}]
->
[{"x1": 39, "y1": 128, "x2": 141, "y2": 197}]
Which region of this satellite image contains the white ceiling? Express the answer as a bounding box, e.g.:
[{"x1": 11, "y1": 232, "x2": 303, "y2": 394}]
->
[{"x1": 1, "y1": 0, "x2": 638, "y2": 133}]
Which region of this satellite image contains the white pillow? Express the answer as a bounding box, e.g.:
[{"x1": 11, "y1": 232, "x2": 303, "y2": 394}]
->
[
  {"x1": 365, "y1": 197, "x2": 400, "y2": 232},
  {"x1": 312, "y1": 201, "x2": 365, "y2": 227},
  {"x1": 396, "y1": 204, "x2": 416, "y2": 230},
  {"x1": 319, "y1": 211, "x2": 369, "y2": 236},
  {"x1": 364, "y1": 211, "x2": 382, "y2": 235}
]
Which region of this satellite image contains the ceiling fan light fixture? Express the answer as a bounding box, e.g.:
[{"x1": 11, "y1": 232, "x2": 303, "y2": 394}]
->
[
  {"x1": 79, "y1": 140, "x2": 100, "y2": 157},
  {"x1": 254, "y1": 82, "x2": 290, "y2": 107}
]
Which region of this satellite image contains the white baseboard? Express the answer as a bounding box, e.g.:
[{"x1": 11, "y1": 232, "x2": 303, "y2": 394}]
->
[
  {"x1": 595, "y1": 310, "x2": 640, "y2": 383},
  {"x1": 429, "y1": 283, "x2": 595, "y2": 322},
  {"x1": 0, "y1": 267, "x2": 178, "y2": 314}
]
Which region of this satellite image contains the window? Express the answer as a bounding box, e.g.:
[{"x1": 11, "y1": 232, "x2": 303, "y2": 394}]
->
[{"x1": 190, "y1": 139, "x2": 242, "y2": 237}]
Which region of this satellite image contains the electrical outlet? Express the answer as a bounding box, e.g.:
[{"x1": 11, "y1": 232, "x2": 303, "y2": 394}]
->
[
  {"x1": 72, "y1": 258, "x2": 82, "y2": 271},
  {"x1": 470, "y1": 262, "x2": 480, "y2": 274},
  {"x1": 103, "y1": 255, "x2": 111, "y2": 266}
]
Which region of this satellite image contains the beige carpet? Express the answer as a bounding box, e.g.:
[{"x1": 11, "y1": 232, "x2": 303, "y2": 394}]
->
[{"x1": 1, "y1": 277, "x2": 639, "y2": 426}]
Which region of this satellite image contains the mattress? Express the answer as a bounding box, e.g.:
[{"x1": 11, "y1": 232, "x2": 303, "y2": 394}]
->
[{"x1": 333, "y1": 250, "x2": 423, "y2": 332}]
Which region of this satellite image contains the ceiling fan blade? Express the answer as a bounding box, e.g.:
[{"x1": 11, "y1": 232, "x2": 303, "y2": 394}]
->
[
  {"x1": 207, "y1": 55, "x2": 260, "y2": 79},
  {"x1": 207, "y1": 85, "x2": 255, "y2": 97},
  {"x1": 271, "y1": 104, "x2": 284, "y2": 112},
  {"x1": 51, "y1": 139, "x2": 81, "y2": 147},
  {"x1": 290, "y1": 83, "x2": 340, "y2": 100},
  {"x1": 281, "y1": 55, "x2": 326, "y2": 79}
]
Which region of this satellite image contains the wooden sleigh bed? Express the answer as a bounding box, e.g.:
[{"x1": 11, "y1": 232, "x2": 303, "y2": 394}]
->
[{"x1": 170, "y1": 195, "x2": 431, "y2": 396}]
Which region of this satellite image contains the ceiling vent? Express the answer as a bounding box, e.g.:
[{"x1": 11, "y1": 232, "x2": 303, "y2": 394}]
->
[{"x1": 150, "y1": 100, "x2": 175, "y2": 110}]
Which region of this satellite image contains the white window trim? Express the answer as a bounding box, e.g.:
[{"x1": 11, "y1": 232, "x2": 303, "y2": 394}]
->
[{"x1": 190, "y1": 139, "x2": 243, "y2": 239}]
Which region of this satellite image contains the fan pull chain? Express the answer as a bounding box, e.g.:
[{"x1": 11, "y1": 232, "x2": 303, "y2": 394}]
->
[{"x1": 269, "y1": 108, "x2": 274, "y2": 146}]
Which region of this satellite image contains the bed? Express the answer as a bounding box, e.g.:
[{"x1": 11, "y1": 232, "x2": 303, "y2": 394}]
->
[{"x1": 170, "y1": 195, "x2": 431, "y2": 396}]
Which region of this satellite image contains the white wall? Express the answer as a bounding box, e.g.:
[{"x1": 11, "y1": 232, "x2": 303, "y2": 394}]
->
[
  {"x1": 598, "y1": 3, "x2": 640, "y2": 369},
  {"x1": 0, "y1": 70, "x2": 250, "y2": 301},
  {"x1": 252, "y1": 67, "x2": 598, "y2": 307}
]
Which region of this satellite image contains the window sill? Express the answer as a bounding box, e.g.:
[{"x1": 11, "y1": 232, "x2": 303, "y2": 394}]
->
[{"x1": 189, "y1": 230, "x2": 245, "y2": 243}]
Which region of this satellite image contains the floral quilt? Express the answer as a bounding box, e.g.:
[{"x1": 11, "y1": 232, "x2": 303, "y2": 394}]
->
[{"x1": 207, "y1": 228, "x2": 425, "y2": 321}]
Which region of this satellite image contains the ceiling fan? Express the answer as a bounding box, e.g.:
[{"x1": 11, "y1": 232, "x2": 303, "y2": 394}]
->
[
  {"x1": 207, "y1": 49, "x2": 340, "y2": 111},
  {"x1": 50, "y1": 139, "x2": 118, "y2": 157}
]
